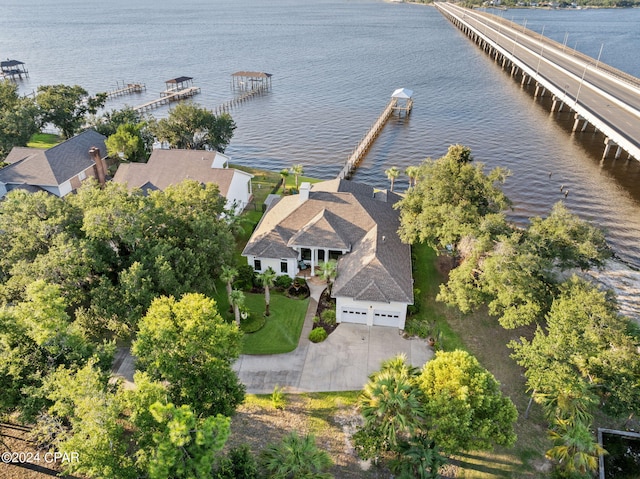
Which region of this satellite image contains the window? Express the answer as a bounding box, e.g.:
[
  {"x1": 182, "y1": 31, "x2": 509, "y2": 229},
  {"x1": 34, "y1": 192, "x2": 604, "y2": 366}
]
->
[
  {"x1": 254, "y1": 259, "x2": 262, "y2": 271},
  {"x1": 78, "y1": 170, "x2": 87, "y2": 181},
  {"x1": 280, "y1": 261, "x2": 288, "y2": 274}
]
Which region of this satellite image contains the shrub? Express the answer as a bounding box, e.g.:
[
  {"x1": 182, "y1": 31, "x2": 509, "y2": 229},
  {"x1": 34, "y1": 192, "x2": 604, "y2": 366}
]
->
[
  {"x1": 309, "y1": 327, "x2": 328, "y2": 343},
  {"x1": 240, "y1": 311, "x2": 265, "y2": 333},
  {"x1": 274, "y1": 275, "x2": 293, "y2": 290},
  {"x1": 235, "y1": 264, "x2": 256, "y2": 290},
  {"x1": 271, "y1": 384, "x2": 286, "y2": 410},
  {"x1": 321, "y1": 309, "x2": 336, "y2": 326},
  {"x1": 214, "y1": 444, "x2": 258, "y2": 479}
]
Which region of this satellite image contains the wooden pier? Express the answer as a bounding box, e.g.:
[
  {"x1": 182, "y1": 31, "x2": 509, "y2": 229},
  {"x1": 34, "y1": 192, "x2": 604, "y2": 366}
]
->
[
  {"x1": 105, "y1": 82, "x2": 146, "y2": 99},
  {"x1": 337, "y1": 88, "x2": 413, "y2": 180},
  {"x1": 133, "y1": 76, "x2": 200, "y2": 112},
  {"x1": 0, "y1": 59, "x2": 28, "y2": 81}
]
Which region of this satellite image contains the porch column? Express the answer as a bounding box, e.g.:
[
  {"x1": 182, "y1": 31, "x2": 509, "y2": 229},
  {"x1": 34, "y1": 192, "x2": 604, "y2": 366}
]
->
[{"x1": 310, "y1": 248, "x2": 315, "y2": 277}]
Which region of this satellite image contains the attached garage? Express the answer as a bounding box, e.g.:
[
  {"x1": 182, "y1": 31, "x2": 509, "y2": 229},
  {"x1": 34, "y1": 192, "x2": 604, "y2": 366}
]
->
[
  {"x1": 340, "y1": 307, "x2": 368, "y2": 324},
  {"x1": 373, "y1": 310, "x2": 401, "y2": 327}
]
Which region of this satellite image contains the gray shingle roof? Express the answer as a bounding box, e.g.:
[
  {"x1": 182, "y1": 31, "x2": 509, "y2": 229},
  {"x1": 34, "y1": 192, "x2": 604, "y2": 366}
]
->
[
  {"x1": 243, "y1": 179, "x2": 413, "y2": 304},
  {"x1": 0, "y1": 130, "x2": 106, "y2": 188}
]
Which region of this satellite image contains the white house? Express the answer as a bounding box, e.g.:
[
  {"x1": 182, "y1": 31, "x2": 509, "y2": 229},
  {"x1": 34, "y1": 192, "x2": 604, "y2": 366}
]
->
[
  {"x1": 113, "y1": 149, "x2": 253, "y2": 215},
  {"x1": 0, "y1": 130, "x2": 109, "y2": 198},
  {"x1": 242, "y1": 179, "x2": 413, "y2": 329}
]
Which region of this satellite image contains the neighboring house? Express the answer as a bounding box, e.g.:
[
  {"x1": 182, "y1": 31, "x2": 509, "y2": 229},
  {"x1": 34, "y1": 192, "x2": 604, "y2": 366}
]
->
[
  {"x1": 242, "y1": 179, "x2": 413, "y2": 329},
  {"x1": 113, "y1": 149, "x2": 253, "y2": 215},
  {"x1": 0, "y1": 130, "x2": 109, "y2": 198}
]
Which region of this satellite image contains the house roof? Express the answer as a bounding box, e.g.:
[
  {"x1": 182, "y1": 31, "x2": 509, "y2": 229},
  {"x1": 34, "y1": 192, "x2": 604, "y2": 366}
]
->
[
  {"x1": 0, "y1": 130, "x2": 106, "y2": 188},
  {"x1": 243, "y1": 179, "x2": 413, "y2": 304},
  {"x1": 112, "y1": 149, "x2": 252, "y2": 197}
]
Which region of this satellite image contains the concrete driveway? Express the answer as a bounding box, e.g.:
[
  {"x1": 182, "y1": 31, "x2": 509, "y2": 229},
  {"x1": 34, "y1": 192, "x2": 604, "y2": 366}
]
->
[
  {"x1": 113, "y1": 278, "x2": 434, "y2": 394},
  {"x1": 233, "y1": 278, "x2": 434, "y2": 394}
]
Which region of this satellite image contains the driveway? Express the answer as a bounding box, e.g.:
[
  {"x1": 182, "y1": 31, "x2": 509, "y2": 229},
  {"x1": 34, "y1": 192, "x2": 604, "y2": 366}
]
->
[
  {"x1": 113, "y1": 278, "x2": 434, "y2": 393},
  {"x1": 232, "y1": 277, "x2": 434, "y2": 394}
]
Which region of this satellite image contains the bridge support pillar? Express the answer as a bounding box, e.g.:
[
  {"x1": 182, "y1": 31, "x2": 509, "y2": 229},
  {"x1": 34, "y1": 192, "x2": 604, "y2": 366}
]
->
[
  {"x1": 534, "y1": 83, "x2": 546, "y2": 97},
  {"x1": 572, "y1": 114, "x2": 588, "y2": 133},
  {"x1": 602, "y1": 138, "x2": 617, "y2": 159},
  {"x1": 551, "y1": 96, "x2": 559, "y2": 112}
]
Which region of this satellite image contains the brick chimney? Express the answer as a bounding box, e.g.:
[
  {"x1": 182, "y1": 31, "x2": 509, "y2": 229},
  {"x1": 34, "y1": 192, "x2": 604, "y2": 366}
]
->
[{"x1": 89, "y1": 147, "x2": 106, "y2": 186}]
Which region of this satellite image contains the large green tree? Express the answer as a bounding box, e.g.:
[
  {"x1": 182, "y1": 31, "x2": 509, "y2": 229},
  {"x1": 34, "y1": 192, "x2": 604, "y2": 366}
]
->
[
  {"x1": 0, "y1": 80, "x2": 39, "y2": 158},
  {"x1": 438, "y1": 202, "x2": 611, "y2": 329},
  {"x1": 44, "y1": 360, "x2": 133, "y2": 479},
  {"x1": 0, "y1": 281, "x2": 113, "y2": 419},
  {"x1": 150, "y1": 102, "x2": 235, "y2": 151},
  {"x1": 36, "y1": 84, "x2": 107, "y2": 138},
  {"x1": 396, "y1": 144, "x2": 511, "y2": 251},
  {"x1": 105, "y1": 122, "x2": 149, "y2": 162},
  {"x1": 132, "y1": 293, "x2": 245, "y2": 417},
  {"x1": 417, "y1": 350, "x2": 518, "y2": 454},
  {"x1": 510, "y1": 276, "x2": 640, "y2": 418}
]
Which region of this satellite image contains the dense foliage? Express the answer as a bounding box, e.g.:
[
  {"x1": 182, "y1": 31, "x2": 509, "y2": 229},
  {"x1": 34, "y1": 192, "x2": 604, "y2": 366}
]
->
[
  {"x1": 0, "y1": 80, "x2": 39, "y2": 158},
  {"x1": 0, "y1": 180, "x2": 235, "y2": 338},
  {"x1": 354, "y1": 353, "x2": 515, "y2": 472},
  {"x1": 133, "y1": 293, "x2": 245, "y2": 417}
]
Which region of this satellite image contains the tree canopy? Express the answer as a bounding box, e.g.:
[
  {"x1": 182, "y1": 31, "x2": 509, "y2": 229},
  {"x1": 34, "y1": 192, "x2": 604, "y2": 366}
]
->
[
  {"x1": 510, "y1": 276, "x2": 640, "y2": 418},
  {"x1": 150, "y1": 102, "x2": 236, "y2": 151},
  {"x1": 0, "y1": 80, "x2": 39, "y2": 159},
  {"x1": 36, "y1": 84, "x2": 106, "y2": 139},
  {"x1": 417, "y1": 350, "x2": 518, "y2": 453},
  {"x1": 395, "y1": 144, "x2": 511, "y2": 251},
  {"x1": 132, "y1": 293, "x2": 245, "y2": 417}
]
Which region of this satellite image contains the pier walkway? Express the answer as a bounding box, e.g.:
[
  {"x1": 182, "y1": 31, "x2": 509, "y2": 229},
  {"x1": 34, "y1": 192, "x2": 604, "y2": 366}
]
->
[
  {"x1": 105, "y1": 82, "x2": 146, "y2": 99},
  {"x1": 435, "y1": 2, "x2": 640, "y2": 163},
  {"x1": 338, "y1": 88, "x2": 413, "y2": 180}
]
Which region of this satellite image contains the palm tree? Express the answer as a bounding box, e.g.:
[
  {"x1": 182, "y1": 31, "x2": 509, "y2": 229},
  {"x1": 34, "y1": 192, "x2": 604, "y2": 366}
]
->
[
  {"x1": 259, "y1": 431, "x2": 333, "y2": 479},
  {"x1": 229, "y1": 289, "x2": 245, "y2": 327},
  {"x1": 290, "y1": 164, "x2": 304, "y2": 191},
  {"x1": 546, "y1": 419, "x2": 606, "y2": 478},
  {"x1": 359, "y1": 355, "x2": 426, "y2": 451},
  {"x1": 390, "y1": 434, "x2": 447, "y2": 479},
  {"x1": 405, "y1": 165, "x2": 420, "y2": 188},
  {"x1": 256, "y1": 267, "x2": 277, "y2": 316},
  {"x1": 317, "y1": 259, "x2": 337, "y2": 294},
  {"x1": 385, "y1": 166, "x2": 400, "y2": 192},
  {"x1": 221, "y1": 265, "x2": 238, "y2": 313},
  {"x1": 536, "y1": 383, "x2": 598, "y2": 427},
  {"x1": 280, "y1": 168, "x2": 289, "y2": 194}
]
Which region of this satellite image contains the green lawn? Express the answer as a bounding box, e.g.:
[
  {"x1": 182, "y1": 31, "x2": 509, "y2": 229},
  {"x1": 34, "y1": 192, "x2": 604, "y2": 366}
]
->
[
  {"x1": 240, "y1": 291, "x2": 309, "y2": 355},
  {"x1": 27, "y1": 133, "x2": 62, "y2": 149},
  {"x1": 406, "y1": 242, "x2": 466, "y2": 351}
]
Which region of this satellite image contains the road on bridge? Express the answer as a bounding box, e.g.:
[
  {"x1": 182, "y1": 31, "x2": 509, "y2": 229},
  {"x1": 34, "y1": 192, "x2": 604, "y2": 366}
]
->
[{"x1": 437, "y1": 2, "x2": 640, "y2": 160}]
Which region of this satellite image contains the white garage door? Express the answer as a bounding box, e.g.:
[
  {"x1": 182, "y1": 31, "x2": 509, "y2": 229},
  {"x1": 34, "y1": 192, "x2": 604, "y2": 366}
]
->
[
  {"x1": 340, "y1": 307, "x2": 368, "y2": 324},
  {"x1": 373, "y1": 310, "x2": 400, "y2": 328}
]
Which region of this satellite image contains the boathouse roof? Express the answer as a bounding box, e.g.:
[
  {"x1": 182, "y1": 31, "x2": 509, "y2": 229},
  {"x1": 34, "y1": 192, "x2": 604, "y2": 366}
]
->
[
  {"x1": 391, "y1": 88, "x2": 413, "y2": 99},
  {"x1": 1, "y1": 59, "x2": 25, "y2": 68},
  {"x1": 165, "y1": 76, "x2": 193, "y2": 84},
  {"x1": 231, "y1": 71, "x2": 272, "y2": 78}
]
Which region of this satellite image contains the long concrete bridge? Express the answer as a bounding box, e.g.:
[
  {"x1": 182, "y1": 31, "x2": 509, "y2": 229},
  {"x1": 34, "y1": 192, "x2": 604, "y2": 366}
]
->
[{"x1": 435, "y1": 2, "x2": 640, "y2": 163}]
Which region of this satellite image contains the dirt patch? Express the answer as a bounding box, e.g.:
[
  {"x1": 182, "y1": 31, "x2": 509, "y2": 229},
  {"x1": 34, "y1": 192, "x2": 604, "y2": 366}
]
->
[
  {"x1": 0, "y1": 423, "x2": 66, "y2": 479},
  {"x1": 227, "y1": 395, "x2": 391, "y2": 478},
  {"x1": 435, "y1": 254, "x2": 456, "y2": 278}
]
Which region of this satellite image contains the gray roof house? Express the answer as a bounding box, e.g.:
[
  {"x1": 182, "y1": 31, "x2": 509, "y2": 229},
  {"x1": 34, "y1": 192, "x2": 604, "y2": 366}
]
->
[
  {"x1": 0, "y1": 130, "x2": 109, "y2": 198},
  {"x1": 112, "y1": 149, "x2": 254, "y2": 215},
  {"x1": 242, "y1": 179, "x2": 413, "y2": 329}
]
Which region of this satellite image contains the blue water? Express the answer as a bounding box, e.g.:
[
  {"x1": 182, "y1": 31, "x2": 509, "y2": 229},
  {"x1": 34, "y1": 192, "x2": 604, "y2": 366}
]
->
[{"x1": 1, "y1": 0, "x2": 639, "y2": 266}]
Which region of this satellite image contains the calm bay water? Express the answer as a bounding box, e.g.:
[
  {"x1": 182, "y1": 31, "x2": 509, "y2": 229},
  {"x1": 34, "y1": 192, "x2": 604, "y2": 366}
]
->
[{"x1": 1, "y1": 0, "x2": 639, "y2": 268}]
